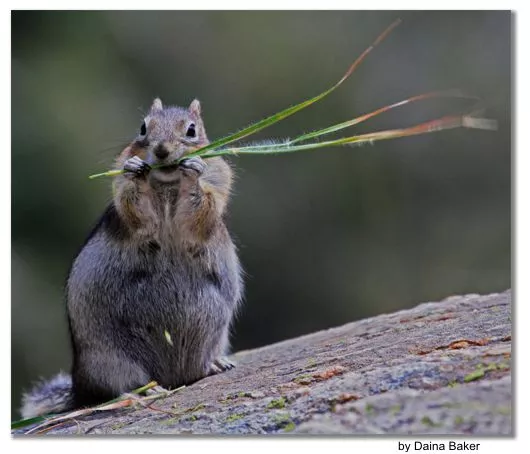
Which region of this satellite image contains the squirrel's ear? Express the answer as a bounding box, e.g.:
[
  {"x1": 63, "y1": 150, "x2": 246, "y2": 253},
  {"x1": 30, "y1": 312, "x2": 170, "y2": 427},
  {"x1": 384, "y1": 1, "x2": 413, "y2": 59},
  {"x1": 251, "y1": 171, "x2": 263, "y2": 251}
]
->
[
  {"x1": 151, "y1": 98, "x2": 163, "y2": 112},
  {"x1": 189, "y1": 99, "x2": 201, "y2": 116}
]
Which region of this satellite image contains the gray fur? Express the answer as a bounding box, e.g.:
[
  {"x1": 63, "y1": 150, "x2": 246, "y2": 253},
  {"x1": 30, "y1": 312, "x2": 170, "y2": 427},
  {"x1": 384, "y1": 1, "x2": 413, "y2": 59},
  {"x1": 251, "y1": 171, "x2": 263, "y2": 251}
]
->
[
  {"x1": 21, "y1": 372, "x2": 74, "y2": 419},
  {"x1": 66, "y1": 208, "x2": 242, "y2": 407}
]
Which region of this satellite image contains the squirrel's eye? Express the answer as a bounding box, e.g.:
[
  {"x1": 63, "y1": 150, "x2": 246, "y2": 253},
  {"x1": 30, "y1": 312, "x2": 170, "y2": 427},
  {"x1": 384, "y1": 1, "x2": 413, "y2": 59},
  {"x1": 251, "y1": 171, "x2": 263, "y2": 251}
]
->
[
  {"x1": 140, "y1": 121, "x2": 147, "y2": 137},
  {"x1": 186, "y1": 123, "x2": 196, "y2": 138}
]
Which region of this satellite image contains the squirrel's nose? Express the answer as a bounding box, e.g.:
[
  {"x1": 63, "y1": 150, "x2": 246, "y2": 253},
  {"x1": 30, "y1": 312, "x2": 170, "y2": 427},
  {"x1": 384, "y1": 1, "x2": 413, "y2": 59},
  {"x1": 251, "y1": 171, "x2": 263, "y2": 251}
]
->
[{"x1": 154, "y1": 143, "x2": 170, "y2": 160}]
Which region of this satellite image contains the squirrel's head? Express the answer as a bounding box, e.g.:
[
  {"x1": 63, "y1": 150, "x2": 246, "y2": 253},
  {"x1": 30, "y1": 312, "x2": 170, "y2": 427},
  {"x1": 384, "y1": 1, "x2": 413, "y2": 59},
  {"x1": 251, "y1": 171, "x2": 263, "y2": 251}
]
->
[{"x1": 127, "y1": 97, "x2": 208, "y2": 177}]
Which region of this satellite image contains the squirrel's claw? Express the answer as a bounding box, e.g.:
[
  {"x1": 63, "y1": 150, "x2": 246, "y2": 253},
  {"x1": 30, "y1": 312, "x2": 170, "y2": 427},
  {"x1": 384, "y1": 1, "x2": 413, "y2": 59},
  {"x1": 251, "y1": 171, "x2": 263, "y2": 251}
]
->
[
  {"x1": 124, "y1": 156, "x2": 151, "y2": 176},
  {"x1": 179, "y1": 156, "x2": 206, "y2": 175}
]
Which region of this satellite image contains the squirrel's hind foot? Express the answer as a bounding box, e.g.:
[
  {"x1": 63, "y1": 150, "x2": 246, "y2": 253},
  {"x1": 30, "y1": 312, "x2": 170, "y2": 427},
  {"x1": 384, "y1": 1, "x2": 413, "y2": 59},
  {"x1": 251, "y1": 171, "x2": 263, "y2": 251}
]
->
[{"x1": 208, "y1": 357, "x2": 235, "y2": 376}]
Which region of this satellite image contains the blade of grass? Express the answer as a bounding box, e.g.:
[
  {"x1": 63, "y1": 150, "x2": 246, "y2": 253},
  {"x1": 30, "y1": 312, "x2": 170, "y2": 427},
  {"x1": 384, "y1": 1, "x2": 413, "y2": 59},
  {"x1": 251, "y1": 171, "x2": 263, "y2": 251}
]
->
[
  {"x1": 88, "y1": 169, "x2": 128, "y2": 180},
  {"x1": 201, "y1": 114, "x2": 497, "y2": 158},
  {"x1": 11, "y1": 415, "x2": 45, "y2": 431},
  {"x1": 88, "y1": 19, "x2": 401, "y2": 180}
]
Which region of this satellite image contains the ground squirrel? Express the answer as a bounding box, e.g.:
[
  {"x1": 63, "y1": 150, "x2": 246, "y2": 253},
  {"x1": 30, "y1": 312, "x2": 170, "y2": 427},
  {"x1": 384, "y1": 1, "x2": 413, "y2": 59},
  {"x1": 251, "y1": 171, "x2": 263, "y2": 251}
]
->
[{"x1": 21, "y1": 98, "x2": 243, "y2": 418}]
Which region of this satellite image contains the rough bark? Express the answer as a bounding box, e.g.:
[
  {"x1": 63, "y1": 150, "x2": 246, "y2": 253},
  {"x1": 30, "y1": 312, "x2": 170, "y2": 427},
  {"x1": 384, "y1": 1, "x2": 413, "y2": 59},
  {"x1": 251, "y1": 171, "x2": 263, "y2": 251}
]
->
[{"x1": 17, "y1": 290, "x2": 512, "y2": 435}]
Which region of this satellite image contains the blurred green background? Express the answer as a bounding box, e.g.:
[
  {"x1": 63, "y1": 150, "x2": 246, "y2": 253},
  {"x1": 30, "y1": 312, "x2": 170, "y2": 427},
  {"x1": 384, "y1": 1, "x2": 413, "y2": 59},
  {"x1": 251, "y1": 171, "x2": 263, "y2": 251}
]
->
[{"x1": 11, "y1": 10, "x2": 511, "y2": 418}]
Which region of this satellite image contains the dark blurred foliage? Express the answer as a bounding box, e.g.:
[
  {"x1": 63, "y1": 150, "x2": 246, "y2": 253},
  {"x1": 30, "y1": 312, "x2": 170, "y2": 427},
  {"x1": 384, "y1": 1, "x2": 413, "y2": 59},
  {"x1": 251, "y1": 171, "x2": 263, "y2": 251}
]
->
[{"x1": 11, "y1": 11, "x2": 511, "y2": 417}]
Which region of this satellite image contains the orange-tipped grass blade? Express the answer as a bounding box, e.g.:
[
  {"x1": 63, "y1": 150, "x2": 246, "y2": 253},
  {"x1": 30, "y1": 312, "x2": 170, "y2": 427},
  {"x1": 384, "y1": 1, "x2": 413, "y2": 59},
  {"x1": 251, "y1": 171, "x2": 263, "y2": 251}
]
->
[
  {"x1": 337, "y1": 114, "x2": 498, "y2": 146},
  {"x1": 203, "y1": 113, "x2": 497, "y2": 158},
  {"x1": 288, "y1": 89, "x2": 479, "y2": 145}
]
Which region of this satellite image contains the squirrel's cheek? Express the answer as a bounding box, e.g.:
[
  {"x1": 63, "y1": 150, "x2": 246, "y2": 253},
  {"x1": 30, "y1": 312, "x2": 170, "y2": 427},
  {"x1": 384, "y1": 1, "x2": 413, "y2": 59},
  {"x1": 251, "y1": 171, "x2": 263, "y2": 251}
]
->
[
  {"x1": 119, "y1": 143, "x2": 147, "y2": 159},
  {"x1": 126, "y1": 144, "x2": 148, "y2": 161},
  {"x1": 134, "y1": 149, "x2": 148, "y2": 162}
]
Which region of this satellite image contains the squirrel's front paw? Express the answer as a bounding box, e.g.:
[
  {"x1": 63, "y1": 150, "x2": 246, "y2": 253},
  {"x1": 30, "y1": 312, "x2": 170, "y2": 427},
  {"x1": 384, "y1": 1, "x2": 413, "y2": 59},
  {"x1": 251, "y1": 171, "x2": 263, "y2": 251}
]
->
[
  {"x1": 179, "y1": 156, "x2": 206, "y2": 176},
  {"x1": 124, "y1": 156, "x2": 151, "y2": 177}
]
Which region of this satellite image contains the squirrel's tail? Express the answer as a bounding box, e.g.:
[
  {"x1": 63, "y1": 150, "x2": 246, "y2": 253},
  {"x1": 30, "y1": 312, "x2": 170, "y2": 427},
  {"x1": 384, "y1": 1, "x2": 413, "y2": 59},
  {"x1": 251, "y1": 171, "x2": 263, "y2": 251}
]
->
[{"x1": 20, "y1": 372, "x2": 75, "y2": 419}]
